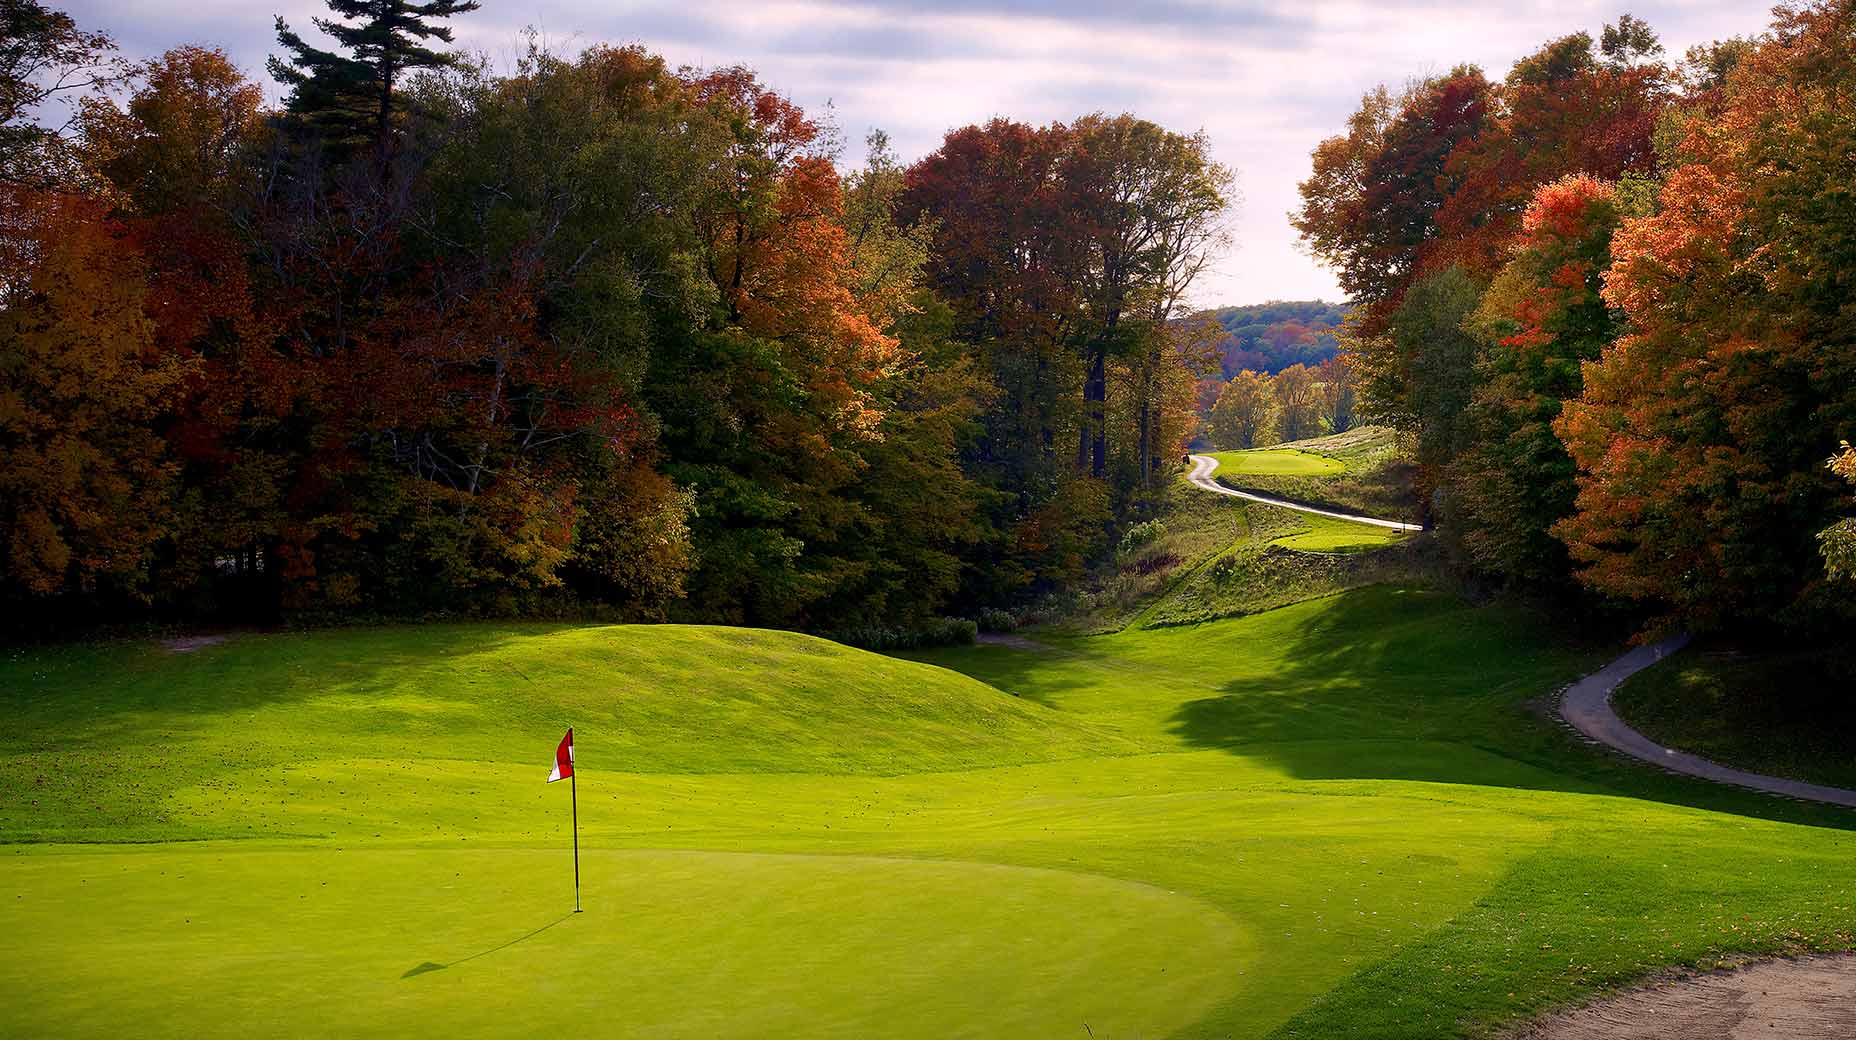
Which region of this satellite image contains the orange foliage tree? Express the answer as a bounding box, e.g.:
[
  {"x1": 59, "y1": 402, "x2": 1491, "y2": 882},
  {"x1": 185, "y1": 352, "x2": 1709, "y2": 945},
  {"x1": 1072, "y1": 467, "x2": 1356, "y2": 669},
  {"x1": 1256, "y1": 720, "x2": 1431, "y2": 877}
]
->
[{"x1": 1554, "y1": 0, "x2": 1856, "y2": 632}]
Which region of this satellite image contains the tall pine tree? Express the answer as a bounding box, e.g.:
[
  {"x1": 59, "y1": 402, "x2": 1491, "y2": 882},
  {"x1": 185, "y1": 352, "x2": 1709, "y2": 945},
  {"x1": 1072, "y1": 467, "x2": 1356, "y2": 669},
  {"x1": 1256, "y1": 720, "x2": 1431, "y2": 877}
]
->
[{"x1": 269, "y1": 0, "x2": 479, "y2": 154}]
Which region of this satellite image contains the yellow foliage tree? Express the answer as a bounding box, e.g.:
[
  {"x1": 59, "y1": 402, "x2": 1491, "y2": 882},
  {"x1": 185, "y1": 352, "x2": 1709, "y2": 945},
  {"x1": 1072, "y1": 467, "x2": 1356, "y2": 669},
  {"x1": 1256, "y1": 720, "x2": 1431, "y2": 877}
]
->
[{"x1": 0, "y1": 191, "x2": 194, "y2": 594}]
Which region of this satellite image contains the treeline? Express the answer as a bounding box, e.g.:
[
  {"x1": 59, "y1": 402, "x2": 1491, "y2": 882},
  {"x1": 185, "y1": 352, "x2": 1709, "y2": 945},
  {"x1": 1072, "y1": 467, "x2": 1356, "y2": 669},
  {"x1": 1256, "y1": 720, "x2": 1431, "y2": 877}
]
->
[
  {"x1": 0, "y1": 0, "x2": 1232, "y2": 632},
  {"x1": 1203, "y1": 356, "x2": 1355, "y2": 449},
  {"x1": 1200, "y1": 300, "x2": 1347, "y2": 378},
  {"x1": 1296, "y1": 4, "x2": 1855, "y2": 636}
]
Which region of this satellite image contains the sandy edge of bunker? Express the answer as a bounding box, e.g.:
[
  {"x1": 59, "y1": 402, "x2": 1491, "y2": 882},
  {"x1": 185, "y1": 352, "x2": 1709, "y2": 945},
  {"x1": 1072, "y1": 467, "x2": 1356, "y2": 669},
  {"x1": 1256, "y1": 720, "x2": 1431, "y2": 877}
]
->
[{"x1": 1506, "y1": 953, "x2": 1856, "y2": 1039}]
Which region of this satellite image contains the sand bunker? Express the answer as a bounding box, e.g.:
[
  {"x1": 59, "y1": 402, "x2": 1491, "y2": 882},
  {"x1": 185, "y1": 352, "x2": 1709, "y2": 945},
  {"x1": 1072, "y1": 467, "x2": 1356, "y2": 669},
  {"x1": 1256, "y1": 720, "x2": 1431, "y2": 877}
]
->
[{"x1": 1513, "y1": 954, "x2": 1856, "y2": 1039}]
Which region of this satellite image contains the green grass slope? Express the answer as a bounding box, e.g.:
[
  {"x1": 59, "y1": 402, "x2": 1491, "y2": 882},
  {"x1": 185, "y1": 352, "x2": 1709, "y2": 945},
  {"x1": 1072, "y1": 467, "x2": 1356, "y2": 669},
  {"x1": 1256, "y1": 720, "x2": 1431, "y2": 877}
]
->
[
  {"x1": 1208, "y1": 447, "x2": 1346, "y2": 476},
  {"x1": 1269, "y1": 513, "x2": 1406, "y2": 553},
  {"x1": 0, "y1": 625, "x2": 1128, "y2": 842},
  {"x1": 4, "y1": 591, "x2": 1855, "y2": 1039}
]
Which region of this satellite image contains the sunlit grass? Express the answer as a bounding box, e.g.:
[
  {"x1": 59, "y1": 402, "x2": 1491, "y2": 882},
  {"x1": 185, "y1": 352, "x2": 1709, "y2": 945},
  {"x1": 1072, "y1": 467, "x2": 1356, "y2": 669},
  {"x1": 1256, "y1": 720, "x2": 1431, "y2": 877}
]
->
[
  {"x1": 3, "y1": 590, "x2": 1852, "y2": 1039},
  {"x1": 1209, "y1": 447, "x2": 1347, "y2": 476}
]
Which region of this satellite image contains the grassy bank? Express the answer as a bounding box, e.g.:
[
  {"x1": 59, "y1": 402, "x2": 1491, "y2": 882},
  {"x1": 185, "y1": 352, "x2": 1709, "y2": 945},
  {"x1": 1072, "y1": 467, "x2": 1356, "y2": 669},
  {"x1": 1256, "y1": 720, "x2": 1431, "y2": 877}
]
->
[{"x1": 1613, "y1": 642, "x2": 1856, "y2": 790}]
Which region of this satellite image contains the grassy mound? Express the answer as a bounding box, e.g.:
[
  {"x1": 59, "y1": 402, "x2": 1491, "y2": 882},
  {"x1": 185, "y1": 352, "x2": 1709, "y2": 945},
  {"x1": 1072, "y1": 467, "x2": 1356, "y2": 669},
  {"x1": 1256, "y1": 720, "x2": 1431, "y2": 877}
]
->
[{"x1": 0, "y1": 624, "x2": 1125, "y2": 842}]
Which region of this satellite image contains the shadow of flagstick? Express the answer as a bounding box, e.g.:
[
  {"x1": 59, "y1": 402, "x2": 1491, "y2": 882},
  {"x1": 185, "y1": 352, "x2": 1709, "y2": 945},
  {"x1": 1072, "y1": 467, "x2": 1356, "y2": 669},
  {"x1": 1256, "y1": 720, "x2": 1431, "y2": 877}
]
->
[{"x1": 401, "y1": 912, "x2": 578, "y2": 978}]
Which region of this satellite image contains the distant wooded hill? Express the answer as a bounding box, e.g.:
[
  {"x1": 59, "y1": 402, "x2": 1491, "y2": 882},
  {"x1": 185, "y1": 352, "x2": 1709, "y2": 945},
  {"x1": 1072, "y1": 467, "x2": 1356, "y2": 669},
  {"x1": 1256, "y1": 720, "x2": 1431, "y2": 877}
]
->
[{"x1": 1194, "y1": 301, "x2": 1349, "y2": 378}]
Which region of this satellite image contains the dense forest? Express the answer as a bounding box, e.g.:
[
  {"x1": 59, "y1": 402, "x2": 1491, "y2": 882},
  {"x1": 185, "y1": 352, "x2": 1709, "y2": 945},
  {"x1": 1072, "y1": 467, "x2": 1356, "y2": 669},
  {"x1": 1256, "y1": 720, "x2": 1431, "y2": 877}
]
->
[
  {"x1": 5, "y1": 0, "x2": 1852, "y2": 647},
  {"x1": 1200, "y1": 300, "x2": 1347, "y2": 378},
  {"x1": 0, "y1": 0, "x2": 1231, "y2": 632},
  {"x1": 1295, "y1": 3, "x2": 1855, "y2": 637}
]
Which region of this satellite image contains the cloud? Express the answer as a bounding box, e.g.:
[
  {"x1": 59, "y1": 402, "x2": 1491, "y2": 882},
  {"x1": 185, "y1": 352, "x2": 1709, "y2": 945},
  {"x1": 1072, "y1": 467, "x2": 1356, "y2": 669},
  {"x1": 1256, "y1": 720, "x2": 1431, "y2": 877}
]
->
[{"x1": 64, "y1": 0, "x2": 1780, "y2": 305}]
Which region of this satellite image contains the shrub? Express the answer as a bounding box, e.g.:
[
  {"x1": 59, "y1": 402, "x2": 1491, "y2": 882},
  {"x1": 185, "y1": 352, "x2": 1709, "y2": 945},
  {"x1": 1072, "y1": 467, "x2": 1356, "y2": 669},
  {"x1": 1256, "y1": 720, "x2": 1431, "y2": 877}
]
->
[
  {"x1": 1117, "y1": 519, "x2": 1168, "y2": 560},
  {"x1": 976, "y1": 607, "x2": 1019, "y2": 633},
  {"x1": 1133, "y1": 551, "x2": 1182, "y2": 576},
  {"x1": 823, "y1": 617, "x2": 979, "y2": 651}
]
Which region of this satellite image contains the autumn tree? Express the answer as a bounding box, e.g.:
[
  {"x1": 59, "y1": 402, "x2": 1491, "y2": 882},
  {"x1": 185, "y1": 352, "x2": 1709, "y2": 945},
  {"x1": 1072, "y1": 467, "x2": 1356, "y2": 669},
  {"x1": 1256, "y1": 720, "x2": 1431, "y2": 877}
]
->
[
  {"x1": 405, "y1": 44, "x2": 707, "y2": 614},
  {"x1": 0, "y1": 0, "x2": 120, "y2": 183},
  {"x1": 1293, "y1": 69, "x2": 1493, "y2": 334},
  {"x1": 0, "y1": 192, "x2": 193, "y2": 595},
  {"x1": 1272, "y1": 363, "x2": 1320, "y2": 443},
  {"x1": 1431, "y1": 28, "x2": 1668, "y2": 279},
  {"x1": 1451, "y1": 175, "x2": 1624, "y2": 585},
  {"x1": 74, "y1": 46, "x2": 279, "y2": 606},
  {"x1": 1207, "y1": 371, "x2": 1273, "y2": 450},
  {"x1": 900, "y1": 117, "x2": 1086, "y2": 509},
  {"x1": 79, "y1": 46, "x2": 263, "y2": 214},
  {"x1": 1822, "y1": 443, "x2": 1856, "y2": 582},
  {"x1": 1555, "y1": 0, "x2": 1856, "y2": 632}
]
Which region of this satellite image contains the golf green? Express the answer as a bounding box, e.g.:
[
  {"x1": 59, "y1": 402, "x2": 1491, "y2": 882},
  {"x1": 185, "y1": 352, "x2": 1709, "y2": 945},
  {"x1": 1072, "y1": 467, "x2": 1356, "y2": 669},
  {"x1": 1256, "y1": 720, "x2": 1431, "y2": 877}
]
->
[
  {"x1": 2, "y1": 846, "x2": 1242, "y2": 1038},
  {"x1": 1207, "y1": 449, "x2": 1346, "y2": 476},
  {"x1": 4, "y1": 588, "x2": 1853, "y2": 1038}
]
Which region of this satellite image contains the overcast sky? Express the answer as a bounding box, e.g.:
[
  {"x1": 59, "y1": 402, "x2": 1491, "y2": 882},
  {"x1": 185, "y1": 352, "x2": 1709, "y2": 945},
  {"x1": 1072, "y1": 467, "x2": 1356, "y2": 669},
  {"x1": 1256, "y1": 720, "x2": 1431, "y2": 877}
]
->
[{"x1": 67, "y1": 0, "x2": 1778, "y2": 308}]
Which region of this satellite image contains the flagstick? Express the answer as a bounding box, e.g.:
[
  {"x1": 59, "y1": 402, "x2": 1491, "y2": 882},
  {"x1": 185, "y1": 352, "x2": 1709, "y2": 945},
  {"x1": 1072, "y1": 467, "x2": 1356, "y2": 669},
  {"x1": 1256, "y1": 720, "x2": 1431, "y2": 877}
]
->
[{"x1": 570, "y1": 768, "x2": 582, "y2": 913}]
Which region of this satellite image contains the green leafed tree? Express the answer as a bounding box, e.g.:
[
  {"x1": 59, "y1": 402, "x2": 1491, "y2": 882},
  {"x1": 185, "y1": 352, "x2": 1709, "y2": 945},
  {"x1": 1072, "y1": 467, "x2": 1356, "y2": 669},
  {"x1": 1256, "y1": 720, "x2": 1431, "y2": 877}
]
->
[
  {"x1": 1385, "y1": 266, "x2": 1482, "y2": 481},
  {"x1": 1822, "y1": 442, "x2": 1856, "y2": 583},
  {"x1": 1271, "y1": 363, "x2": 1320, "y2": 443}
]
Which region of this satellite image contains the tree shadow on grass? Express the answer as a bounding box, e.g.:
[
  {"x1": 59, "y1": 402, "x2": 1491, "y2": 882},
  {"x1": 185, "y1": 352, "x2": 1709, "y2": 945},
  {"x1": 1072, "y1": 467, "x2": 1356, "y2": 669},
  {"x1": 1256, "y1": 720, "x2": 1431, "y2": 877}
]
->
[
  {"x1": 1149, "y1": 585, "x2": 1856, "y2": 830},
  {"x1": 402, "y1": 911, "x2": 577, "y2": 978},
  {"x1": 1, "y1": 621, "x2": 566, "y2": 741},
  {"x1": 896, "y1": 642, "x2": 1105, "y2": 712}
]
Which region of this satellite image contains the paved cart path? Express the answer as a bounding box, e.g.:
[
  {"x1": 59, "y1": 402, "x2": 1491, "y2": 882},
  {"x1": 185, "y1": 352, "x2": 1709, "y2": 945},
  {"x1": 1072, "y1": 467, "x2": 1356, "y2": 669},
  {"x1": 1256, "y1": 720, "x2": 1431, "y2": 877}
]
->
[
  {"x1": 1557, "y1": 634, "x2": 1856, "y2": 808},
  {"x1": 1185, "y1": 454, "x2": 1423, "y2": 532}
]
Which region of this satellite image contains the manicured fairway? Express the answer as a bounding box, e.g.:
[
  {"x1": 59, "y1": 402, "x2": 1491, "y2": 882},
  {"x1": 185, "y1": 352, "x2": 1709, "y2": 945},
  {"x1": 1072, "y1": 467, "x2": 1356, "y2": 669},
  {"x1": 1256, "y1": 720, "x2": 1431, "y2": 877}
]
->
[
  {"x1": 4, "y1": 590, "x2": 1855, "y2": 1038},
  {"x1": 1208, "y1": 448, "x2": 1346, "y2": 477},
  {"x1": 1268, "y1": 513, "x2": 1405, "y2": 553}
]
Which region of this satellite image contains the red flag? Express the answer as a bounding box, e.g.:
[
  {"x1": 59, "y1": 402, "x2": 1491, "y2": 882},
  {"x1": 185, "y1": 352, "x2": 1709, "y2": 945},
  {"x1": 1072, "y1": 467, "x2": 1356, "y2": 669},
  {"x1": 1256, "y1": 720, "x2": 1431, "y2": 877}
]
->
[{"x1": 548, "y1": 727, "x2": 574, "y2": 783}]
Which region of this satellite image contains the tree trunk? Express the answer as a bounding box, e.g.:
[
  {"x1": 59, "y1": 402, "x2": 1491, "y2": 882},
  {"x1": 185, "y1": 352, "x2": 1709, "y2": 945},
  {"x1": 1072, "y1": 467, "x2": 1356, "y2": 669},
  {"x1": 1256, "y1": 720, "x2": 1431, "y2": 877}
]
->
[
  {"x1": 1137, "y1": 392, "x2": 1151, "y2": 486},
  {"x1": 1081, "y1": 347, "x2": 1106, "y2": 478}
]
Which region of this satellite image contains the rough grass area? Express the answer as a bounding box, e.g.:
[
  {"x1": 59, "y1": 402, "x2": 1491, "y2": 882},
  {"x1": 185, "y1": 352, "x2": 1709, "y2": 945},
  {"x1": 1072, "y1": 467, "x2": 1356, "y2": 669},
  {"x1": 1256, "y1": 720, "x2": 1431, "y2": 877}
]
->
[
  {"x1": 1044, "y1": 446, "x2": 1418, "y2": 634},
  {"x1": 1143, "y1": 538, "x2": 1435, "y2": 627},
  {"x1": 1211, "y1": 425, "x2": 1419, "y2": 521},
  {"x1": 1612, "y1": 643, "x2": 1856, "y2": 790},
  {"x1": 1038, "y1": 468, "x2": 1254, "y2": 634},
  {"x1": 4, "y1": 590, "x2": 1855, "y2": 1039}
]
